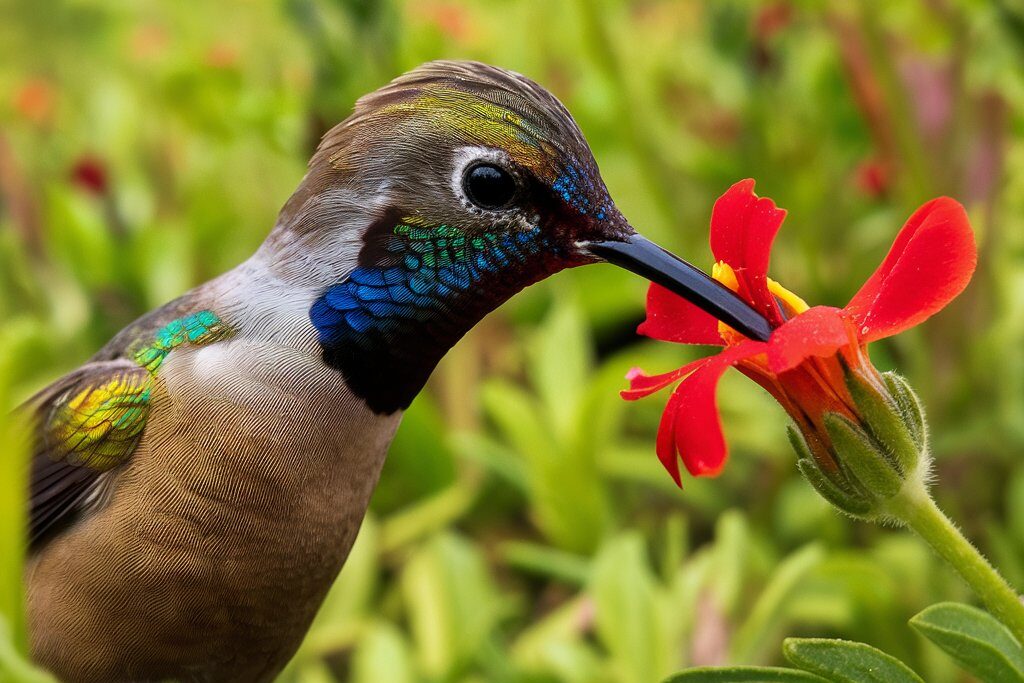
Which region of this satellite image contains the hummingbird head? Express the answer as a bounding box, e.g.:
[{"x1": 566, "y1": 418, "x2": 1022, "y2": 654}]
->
[{"x1": 267, "y1": 61, "x2": 767, "y2": 414}]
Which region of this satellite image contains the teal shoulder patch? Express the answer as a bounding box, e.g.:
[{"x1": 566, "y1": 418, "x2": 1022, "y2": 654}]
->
[{"x1": 132, "y1": 310, "x2": 231, "y2": 373}]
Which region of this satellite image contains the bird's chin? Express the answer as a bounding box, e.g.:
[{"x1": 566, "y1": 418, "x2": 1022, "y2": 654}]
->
[{"x1": 583, "y1": 233, "x2": 772, "y2": 342}]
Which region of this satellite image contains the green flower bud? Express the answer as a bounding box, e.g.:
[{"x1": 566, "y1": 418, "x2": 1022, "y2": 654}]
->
[
  {"x1": 824, "y1": 413, "x2": 902, "y2": 498},
  {"x1": 791, "y1": 366, "x2": 930, "y2": 519},
  {"x1": 845, "y1": 369, "x2": 921, "y2": 475}
]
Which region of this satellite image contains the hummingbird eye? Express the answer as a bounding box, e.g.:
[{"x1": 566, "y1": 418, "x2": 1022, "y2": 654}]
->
[{"x1": 463, "y1": 163, "x2": 517, "y2": 211}]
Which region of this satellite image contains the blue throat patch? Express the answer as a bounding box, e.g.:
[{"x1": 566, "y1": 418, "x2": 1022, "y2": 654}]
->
[
  {"x1": 310, "y1": 222, "x2": 554, "y2": 414},
  {"x1": 552, "y1": 165, "x2": 610, "y2": 221}
]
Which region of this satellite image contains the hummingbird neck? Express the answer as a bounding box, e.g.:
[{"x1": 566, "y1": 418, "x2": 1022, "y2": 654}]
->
[{"x1": 310, "y1": 212, "x2": 566, "y2": 414}]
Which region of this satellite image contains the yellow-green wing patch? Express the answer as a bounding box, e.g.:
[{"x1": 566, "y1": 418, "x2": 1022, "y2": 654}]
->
[
  {"x1": 48, "y1": 368, "x2": 152, "y2": 472},
  {"x1": 29, "y1": 361, "x2": 151, "y2": 546}
]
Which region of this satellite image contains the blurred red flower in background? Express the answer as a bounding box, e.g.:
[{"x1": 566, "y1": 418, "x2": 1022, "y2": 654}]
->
[
  {"x1": 13, "y1": 78, "x2": 56, "y2": 126},
  {"x1": 70, "y1": 156, "x2": 109, "y2": 196},
  {"x1": 624, "y1": 179, "x2": 976, "y2": 487},
  {"x1": 854, "y1": 157, "x2": 890, "y2": 198},
  {"x1": 205, "y1": 43, "x2": 239, "y2": 69}
]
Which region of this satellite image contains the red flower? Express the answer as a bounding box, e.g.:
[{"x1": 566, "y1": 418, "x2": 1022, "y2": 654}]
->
[
  {"x1": 625, "y1": 179, "x2": 976, "y2": 487},
  {"x1": 205, "y1": 44, "x2": 239, "y2": 69},
  {"x1": 70, "y1": 156, "x2": 109, "y2": 196},
  {"x1": 14, "y1": 78, "x2": 56, "y2": 126},
  {"x1": 756, "y1": 4, "x2": 793, "y2": 38},
  {"x1": 854, "y1": 158, "x2": 890, "y2": 198}
]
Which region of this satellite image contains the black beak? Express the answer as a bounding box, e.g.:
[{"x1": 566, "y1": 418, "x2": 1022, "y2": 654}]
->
[{"x1": 586, "y1": 233, "x2": 773, "y2": 342}]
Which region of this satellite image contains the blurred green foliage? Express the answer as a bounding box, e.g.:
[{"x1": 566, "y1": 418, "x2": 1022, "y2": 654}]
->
[{"x1": 2, "y1": 0, "x2": 1024, "y2": 681}]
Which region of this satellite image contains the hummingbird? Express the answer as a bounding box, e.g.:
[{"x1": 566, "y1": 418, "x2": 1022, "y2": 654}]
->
[{"x1": 21, "y1": 61, "x2": 770, "y2": 682}]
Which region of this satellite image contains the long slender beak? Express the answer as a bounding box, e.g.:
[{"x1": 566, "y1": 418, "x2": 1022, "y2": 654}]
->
[{"x1": 586, "y1": 233, "x2": 773, "y2": 342}]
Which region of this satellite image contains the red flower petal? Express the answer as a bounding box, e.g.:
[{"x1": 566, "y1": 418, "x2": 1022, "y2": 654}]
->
[
  {"x1": 845, "y1": 197, "x2": 976, "y2": 342},
  {"x1": 660, "y1": 340, "x2": 767, "y2": 484},
  {"x1": 655, "y1": 384, "x2": 689, "y2": 487},
  {"x1": 709, "y1": 179, "x2": 787, "y2": 321},
  {"x1": 767, "y1": 306, "x2": 851, "y2": 374},
  {"x1": 637, "y1": 283, "x2": 724, "y2": 346},
  {"x1": 622, "y1": 363, "x2": 696, "y2": 401}
]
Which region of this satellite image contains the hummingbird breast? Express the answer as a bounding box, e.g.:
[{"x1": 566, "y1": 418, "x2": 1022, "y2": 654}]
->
[{"x1": 26, "y1": 339, "x2": 400, "y2": 683}]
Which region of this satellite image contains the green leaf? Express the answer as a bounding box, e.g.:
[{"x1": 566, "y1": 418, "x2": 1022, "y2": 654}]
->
[
  {"x1": 292, "y1": 660, "x2": 338, "y2": 683},
  {"x1": 0, "y1": 354, "x2": 30, "y2": 656},
  {"x1": 373, "y1": 393, "x2": 457, "y2": 512},
  {"x1": 662, "y1": 666, "x2": 828, "y2": 682},
  {"x1": 379, "y1": 478, "x2": 480, "y2": 553},
  {"x1": 481, "y1": 380, "x2": 610, "y2": 553},
  {"x1": 730, "y1": 544, "x2": 825, "y2": 663},
  {"x1": 1005, "y1": 469, "x2": 1024, "y2": 548},
  {"x1": 782, "y1": 638, "x2": 924, "y2": 683},
  {"x1": 480, "y1": 381, "x2": 555, "y2": 467},
  {"x1": 0, "y1": 618, "x2": 56, "y2": 683},
  {"x1": 401, "y1": 533, "x2": 499, "y2": 679},
  {"x1": 500, "y1": 540, "x2": 590, "y2": 585},
  {"x1": 589, "y1": 533, "x2": 673, "y2": 683},
  {"x1": 453, "y1": 432, "x2": 528, "y2": 492},
  {"x1": 510, "y1": 596, "x2": 605, "y2": 682},
  {"x1": 528, "y1": 297, "x2": 592, "y2": 440},
  {"x1": 351, "y1": 621, "x2": 414, "y2": 683},
  {"x1": 910, "y1": 602, "x2": 1024, "y2": 682},
  {"x1": 709, "y1": 510, "x2": 750, "y2": 615}
]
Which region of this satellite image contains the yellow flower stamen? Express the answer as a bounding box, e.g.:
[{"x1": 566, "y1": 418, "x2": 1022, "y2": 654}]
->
[
  {"x1": 712, "y1": 261, "x2": 739, "y2": 292},
  {"x1": 768, "y1": 277, "x2": 810, "y2": 317},
  {"x1": 710, "y1": 261, "x2": 810, "y2": 340},
  {"x1": 711, "y1": 261, "x2": 746, "y2": 344}
]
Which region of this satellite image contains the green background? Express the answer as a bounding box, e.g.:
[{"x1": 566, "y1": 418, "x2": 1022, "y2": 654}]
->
[{"x1": 2, "y1": 1, "x2": 1024, "y2": 681}]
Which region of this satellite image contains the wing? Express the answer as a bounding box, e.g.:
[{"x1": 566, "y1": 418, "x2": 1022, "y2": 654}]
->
[
  {"x1": 22, "y1": 302, "x2": 231, "y2": 550},
  {"x1": 25, "y1": 359, "x2": 153, "y2": 548}
]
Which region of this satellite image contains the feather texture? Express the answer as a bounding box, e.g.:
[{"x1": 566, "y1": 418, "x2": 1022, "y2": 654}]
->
[{"x1": 24, "y1": 310, "x2": 231, "y2": 547}]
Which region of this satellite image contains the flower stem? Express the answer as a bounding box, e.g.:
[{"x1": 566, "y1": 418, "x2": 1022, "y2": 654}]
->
[{"x1": 888, "y1": 482, "x2": 1024, "y2": 644}]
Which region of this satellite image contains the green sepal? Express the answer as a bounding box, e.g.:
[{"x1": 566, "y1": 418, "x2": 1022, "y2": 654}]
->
[
  {"x1": 796, "y1": 458, "x2": 874, "y2": 518},
  {"x1": 789, "y1": 426, "x2": 875, "y2": 516},
  {"x1": 882, "y1": 372, "x2": 926, "y2": 452},
  {"x1": 824, "y1": 413, "x2": 902, "y2": 499},
  {"x1": 845, "y1": 370, "x2": 920, "y2": 475},
  {"x1": 787, "y1": 425, "x2": 814, "y2": 463}
]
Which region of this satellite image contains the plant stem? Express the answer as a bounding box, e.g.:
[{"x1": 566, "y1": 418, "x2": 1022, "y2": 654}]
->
[{"x1": 888, "y1": 482, "x2": 1024, "y2": 644}]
